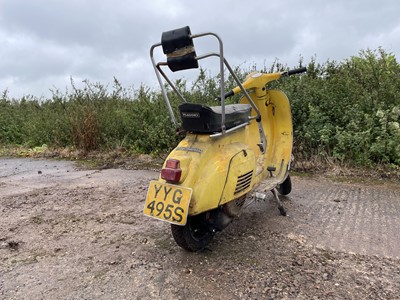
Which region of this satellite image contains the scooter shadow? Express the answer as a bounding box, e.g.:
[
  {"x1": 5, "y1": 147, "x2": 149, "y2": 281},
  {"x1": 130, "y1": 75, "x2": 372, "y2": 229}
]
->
[{"x1": 193, "y1": 194, "x2": 295, "y2": 255}]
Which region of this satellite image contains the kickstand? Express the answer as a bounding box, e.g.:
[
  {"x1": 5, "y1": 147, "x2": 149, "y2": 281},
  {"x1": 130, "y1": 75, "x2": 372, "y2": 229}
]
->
[{"x1": 271, "y1": 188, "x2": 287, "y2": 216}]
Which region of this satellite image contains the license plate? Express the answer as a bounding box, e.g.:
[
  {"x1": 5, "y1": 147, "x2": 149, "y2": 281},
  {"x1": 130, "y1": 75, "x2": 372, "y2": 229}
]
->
[{"x1": 143, "y1": 181, "x2": 192, "y2": 225}]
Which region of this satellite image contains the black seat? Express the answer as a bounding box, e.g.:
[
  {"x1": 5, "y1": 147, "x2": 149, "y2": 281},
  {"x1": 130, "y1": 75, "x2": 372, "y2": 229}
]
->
[{"x1": 179, "y1": 103, "x2": 251, "y2": 133}]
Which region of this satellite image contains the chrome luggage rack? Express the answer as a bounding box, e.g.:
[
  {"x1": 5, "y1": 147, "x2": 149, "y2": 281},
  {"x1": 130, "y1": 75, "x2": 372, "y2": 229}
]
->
[{"x1": 150, "y1": 26, "x2": 266, "y2": 150}]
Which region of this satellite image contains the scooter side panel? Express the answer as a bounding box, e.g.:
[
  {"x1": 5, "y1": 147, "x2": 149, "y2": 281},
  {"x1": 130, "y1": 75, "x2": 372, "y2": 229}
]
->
[
  {"x1": 190, "y1": 142, "x2": 250, "y2": 214},
  {"x1": 160, "y1": 130, "x2": 254, "y2": 216},
  {"x1": 218, "y1": 146, "x2": 256, "y2": 205}
]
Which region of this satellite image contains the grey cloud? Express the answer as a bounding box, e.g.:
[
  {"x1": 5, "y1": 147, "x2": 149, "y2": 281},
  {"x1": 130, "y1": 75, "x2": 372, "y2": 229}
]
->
[{"x1": 1, "y1": 0, "x2": 399, "y2": 98}]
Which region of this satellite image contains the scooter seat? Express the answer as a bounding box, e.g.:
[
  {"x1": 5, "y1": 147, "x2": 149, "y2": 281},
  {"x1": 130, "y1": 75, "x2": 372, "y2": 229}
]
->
[{"x1": 179, "y1": 103, "x2": 251, "y2": 133}]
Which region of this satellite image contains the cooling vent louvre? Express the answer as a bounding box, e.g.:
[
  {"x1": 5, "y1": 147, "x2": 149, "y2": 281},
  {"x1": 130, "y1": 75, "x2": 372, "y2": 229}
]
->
[{"x1": 234, "y1": 170, "x2": 253, "y2": 194}]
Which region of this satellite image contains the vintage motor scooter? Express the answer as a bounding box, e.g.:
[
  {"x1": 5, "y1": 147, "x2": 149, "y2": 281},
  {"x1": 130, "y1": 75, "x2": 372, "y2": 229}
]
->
[{"x1": 143, "y1": 26, "x2": 307, "y2": 251}]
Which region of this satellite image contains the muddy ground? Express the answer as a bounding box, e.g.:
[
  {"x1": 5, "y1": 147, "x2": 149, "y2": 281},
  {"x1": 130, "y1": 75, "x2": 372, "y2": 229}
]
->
[{"x1": 1, "y1": 158, "x2": 400, "y2": 299}]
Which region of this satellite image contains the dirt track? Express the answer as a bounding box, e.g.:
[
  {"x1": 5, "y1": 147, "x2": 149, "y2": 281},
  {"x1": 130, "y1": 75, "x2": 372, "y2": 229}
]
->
[{"x1": 1, "y1": 158, "x2": 400, "y2": 299}]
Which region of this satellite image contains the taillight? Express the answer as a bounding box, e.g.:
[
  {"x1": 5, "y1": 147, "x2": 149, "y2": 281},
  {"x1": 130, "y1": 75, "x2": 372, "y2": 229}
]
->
[{"x1": 161, "y1": 159, "x2": 182, "y2": 183}]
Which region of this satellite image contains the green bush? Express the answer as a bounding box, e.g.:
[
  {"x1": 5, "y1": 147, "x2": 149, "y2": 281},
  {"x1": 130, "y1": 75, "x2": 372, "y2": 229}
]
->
[
  {"x1": 279, "y1": 49, "x2": 400, "y2": 166},
  {"x1": 0, "y1": 49, "x2": 399, "y2": 167}
]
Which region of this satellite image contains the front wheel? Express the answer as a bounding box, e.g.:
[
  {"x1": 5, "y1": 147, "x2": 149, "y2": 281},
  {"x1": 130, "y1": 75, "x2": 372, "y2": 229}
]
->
[
  {"x1": 277, "y1": 174, "x2": 292, "y2": 195},
  {"x1": 171, "y1": 213, "x2": 214, "y2": 252}
]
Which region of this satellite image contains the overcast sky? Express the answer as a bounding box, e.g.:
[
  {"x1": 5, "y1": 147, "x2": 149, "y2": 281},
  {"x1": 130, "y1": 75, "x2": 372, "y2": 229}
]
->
[{"x1": 1, "y1": 0, "x2": 399, "y2": 99}]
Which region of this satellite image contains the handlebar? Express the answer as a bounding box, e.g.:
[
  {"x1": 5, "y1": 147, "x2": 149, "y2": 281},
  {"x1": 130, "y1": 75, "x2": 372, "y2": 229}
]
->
[
  {"x1": 224, "y1": 67, "x2": 307, "y2": 100},
  {"x1": 282, "y1": 67, "x2": 307, "y2": 77}
]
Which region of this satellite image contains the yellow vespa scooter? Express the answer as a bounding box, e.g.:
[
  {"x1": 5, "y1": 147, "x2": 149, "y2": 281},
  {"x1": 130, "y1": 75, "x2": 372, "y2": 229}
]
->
[{"x1": 143, "y1": 26, "x2": 307, "y2": 251}]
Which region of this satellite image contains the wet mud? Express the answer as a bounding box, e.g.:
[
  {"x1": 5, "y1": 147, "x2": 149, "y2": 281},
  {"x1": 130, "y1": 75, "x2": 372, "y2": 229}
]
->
[{"x1": 1, "y1": 158, "x2": 400, "y2": 299}]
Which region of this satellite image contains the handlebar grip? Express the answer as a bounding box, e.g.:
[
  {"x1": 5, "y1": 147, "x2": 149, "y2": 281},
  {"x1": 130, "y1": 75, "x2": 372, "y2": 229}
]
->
[
  {"x1": 224, "y1": 90, "x2": 234, "y2": 98},
  {"x1": 216, "y1": 90, "x2": 234, "y2": 102},
  {"x1": 287, "y1": 67, "x2": 307, "y2": 76}
]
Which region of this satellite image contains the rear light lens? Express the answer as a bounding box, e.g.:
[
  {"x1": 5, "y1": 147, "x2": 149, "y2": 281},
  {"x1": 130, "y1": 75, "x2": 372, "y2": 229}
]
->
[
  {"x1": 166, "y1": 159, "x2": 180, "y2": 169},
  {"x1": 161, "y1": 159, "x2": 182, "y2": 183}
]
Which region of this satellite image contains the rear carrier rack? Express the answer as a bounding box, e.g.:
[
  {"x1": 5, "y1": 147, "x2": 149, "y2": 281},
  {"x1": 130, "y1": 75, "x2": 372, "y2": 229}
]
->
[{"x1": 150, "y1": 26, "x2": 263, "y2": 139}]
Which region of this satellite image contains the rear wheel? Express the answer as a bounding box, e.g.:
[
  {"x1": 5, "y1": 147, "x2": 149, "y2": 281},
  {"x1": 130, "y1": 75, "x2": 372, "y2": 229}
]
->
[
  {"x1": 277, "y1": 175, "x2": 292, "y2": 195},
  {"x1": 171, "y1": 213, "x2": 214, "y2": 251}
]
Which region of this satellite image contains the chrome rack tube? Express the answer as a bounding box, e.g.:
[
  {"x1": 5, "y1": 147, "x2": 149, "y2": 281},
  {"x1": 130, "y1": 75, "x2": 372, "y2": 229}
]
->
[
  {"x1": 150, "y1": 43, "x2": 178, "y2": 128},
  {"x1": 191, "y1": 32, "x2": 226, "y2": 133},
  {"x1": 223, "y1": 58, "x2": 266, "y2": 153},
  {"x1": 209, "y1": 122, "x2": 249, "y2": 138},
  {"x1": 196, "y1": 53, "x2": 266, "y2": 152},
  {"x1": 156, "y1": 63, "x2": 187, "y2": 103}
]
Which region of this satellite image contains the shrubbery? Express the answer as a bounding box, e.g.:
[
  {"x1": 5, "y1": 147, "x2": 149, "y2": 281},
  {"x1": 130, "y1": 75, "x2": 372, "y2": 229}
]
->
[
  {"x1": 1, "y1": 49, "x2": 399, "y2": 167},
  {"x1": 281, "y1": 48, "x2": 400, "y2": 166}
]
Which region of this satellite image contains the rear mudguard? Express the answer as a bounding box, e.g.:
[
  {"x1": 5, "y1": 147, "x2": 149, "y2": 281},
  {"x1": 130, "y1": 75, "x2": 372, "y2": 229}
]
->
[{"x1": 160, "y1": 128, "x2": 256, "y2": 216}]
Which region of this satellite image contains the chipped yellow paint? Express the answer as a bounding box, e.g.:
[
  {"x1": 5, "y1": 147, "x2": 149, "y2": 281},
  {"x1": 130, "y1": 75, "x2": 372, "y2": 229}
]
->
[{"x1": 156, "y1": 74, "x2": 293, "y2": 216}]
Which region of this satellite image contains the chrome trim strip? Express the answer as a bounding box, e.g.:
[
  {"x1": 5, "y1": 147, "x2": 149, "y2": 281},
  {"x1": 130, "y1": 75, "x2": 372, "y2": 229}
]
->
[{"x1": 175, "y1": 147, "x2": 203, "y2": 153}]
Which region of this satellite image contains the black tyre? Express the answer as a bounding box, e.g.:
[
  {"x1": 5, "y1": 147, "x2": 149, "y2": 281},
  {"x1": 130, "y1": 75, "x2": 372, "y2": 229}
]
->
[
  {"x1": 171, "y1": 213, "x2": 214, "y2": 252},
  {"x1": 277, "y1": 174, "x2": 292, "y2": 195}
]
